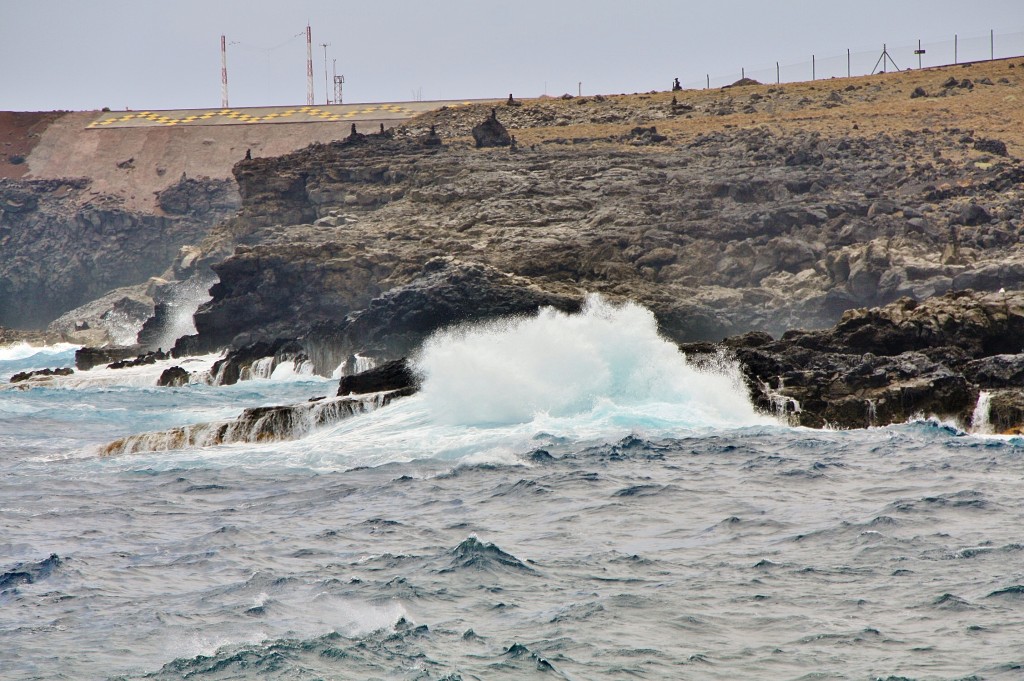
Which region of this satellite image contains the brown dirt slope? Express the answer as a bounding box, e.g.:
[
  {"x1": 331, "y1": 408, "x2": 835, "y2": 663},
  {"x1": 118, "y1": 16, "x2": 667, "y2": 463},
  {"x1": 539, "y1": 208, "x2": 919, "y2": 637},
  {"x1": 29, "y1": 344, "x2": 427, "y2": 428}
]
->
[
  {"x1": 3, "y1": 111, "x2": 397, "y2": 212},
  {"x1": 0, "y1": 111, "x2": 67, "y2": 180}
]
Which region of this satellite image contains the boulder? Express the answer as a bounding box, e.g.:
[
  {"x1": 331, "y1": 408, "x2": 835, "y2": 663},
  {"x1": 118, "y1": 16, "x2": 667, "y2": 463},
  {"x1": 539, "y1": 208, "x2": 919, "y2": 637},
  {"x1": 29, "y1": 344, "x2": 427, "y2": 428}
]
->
[
  {"x1": 337, "y1": 358, "x2": 417, "y2": 396},
  {"x1": 973, "y1": 138, "x2": 1008, "y2": 157},
  {"x1": 956, "y1": 203, "x2": 992, "y2": 226},
  {"x1": 157, "y1": 366, "x2": 190, "y2": 387},
  {"x1": 471, "y1": 110, "x2": 512, "y2": 148}
]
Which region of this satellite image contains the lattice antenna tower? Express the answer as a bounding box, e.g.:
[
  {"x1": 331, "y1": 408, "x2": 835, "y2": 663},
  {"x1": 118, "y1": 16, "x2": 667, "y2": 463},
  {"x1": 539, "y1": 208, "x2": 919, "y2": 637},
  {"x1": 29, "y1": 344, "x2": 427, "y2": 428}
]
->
[{"x1": 333, "y1": 61, "x2": 345, "y2": 105}]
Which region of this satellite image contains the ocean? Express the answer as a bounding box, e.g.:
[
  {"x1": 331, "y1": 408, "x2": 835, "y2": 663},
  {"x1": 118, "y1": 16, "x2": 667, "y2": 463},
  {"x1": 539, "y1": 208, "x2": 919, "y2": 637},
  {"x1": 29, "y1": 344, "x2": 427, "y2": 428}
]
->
[{"x1": 2, "y1": 300, "x2": 1022, "y2": 680}]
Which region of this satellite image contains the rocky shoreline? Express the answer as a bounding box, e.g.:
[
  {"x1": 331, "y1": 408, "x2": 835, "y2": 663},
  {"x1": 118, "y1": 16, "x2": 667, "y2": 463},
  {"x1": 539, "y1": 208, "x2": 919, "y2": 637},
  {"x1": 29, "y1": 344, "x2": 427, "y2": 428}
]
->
[
  {"x1": 5, "y1": 58, "x2": 1024, "y2": 434},
  {"x1": 19, "y1": 285, "x2": 1021, "y2": 446}
]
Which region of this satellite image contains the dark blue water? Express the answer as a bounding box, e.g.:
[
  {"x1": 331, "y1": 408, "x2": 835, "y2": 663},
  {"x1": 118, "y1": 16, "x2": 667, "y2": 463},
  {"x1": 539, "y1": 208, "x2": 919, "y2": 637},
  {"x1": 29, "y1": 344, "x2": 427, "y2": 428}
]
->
[{"x1": 3, "y1": 303, "x2": 1023, "y2": 680}]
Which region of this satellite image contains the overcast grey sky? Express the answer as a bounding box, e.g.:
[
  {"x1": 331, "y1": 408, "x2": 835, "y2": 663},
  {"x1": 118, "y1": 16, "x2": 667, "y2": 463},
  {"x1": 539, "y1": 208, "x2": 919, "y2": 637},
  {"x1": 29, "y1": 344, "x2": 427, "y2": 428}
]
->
[{"x1": 1, "y1": 1, "x2": 1021, "y2": 111}]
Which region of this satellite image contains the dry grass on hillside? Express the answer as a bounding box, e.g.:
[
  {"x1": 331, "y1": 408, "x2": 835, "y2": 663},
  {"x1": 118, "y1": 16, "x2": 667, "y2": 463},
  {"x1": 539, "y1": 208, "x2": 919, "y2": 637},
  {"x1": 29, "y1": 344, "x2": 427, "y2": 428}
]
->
[{"x1": 410, "y1": 57, "x2": 1024, "y2": 156}]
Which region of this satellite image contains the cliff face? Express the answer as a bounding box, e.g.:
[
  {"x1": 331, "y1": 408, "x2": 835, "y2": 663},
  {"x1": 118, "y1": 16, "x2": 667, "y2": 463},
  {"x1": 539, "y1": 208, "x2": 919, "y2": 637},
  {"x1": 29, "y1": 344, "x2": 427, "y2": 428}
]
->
[
  {"x1": 186, "y1": 90, "x2": 1023, "y2": 358},
  {"x1": 0, "y1": 175, "x2": 237, "y2": 328}
]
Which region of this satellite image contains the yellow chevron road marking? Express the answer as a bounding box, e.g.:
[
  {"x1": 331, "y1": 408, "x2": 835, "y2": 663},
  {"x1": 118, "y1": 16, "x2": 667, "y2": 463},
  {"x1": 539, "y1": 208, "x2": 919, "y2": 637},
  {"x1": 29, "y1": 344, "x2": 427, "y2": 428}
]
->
[{"x1": 86, "y1": 100, "x2": 495, "y2": 129}]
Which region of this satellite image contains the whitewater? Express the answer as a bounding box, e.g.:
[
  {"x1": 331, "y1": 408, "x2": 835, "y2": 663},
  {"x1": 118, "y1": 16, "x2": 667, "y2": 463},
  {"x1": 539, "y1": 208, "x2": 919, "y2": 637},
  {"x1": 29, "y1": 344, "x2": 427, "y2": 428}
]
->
[{"x1": 2, "y1": 299, "x2": 1023, "y2": 680}]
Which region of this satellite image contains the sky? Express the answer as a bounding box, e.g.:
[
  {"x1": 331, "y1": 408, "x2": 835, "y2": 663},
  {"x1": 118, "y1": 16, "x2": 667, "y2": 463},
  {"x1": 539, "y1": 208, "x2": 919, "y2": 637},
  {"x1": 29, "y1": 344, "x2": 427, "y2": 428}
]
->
[{"x1": 1, "y1": 1, "x2": 1021, "y2": 111}]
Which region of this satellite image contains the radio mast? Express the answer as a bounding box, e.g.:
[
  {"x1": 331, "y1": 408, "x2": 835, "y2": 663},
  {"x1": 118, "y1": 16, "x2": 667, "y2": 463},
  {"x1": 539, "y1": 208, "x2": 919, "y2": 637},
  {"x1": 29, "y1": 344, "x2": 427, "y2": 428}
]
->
[
  {"x1": 306, "y1": 25, "x2": 314, "y2": 105},
  {"x1": 220, "y1": 35, "x2": 229, "y2": 108}
]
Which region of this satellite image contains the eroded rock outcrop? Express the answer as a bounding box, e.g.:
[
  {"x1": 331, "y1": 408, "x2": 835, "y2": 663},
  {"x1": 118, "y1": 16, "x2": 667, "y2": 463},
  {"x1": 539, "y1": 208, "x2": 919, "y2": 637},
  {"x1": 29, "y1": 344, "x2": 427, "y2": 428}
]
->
[
  {"x1": 0, "y1": 176, "x2": 237, "y2": 330},
  {"x1": 471, "y1": 110, "x2": 512, "y2": 148},
  {"x1": 303, "y1": 259, "x2": 582, "y2": 373},
  {"x1": 691, "y1": 290, "x2": 1024, "y2": 430},
  {"x1": 100, "y1": 388, "x2": 413, "y2": 456}
]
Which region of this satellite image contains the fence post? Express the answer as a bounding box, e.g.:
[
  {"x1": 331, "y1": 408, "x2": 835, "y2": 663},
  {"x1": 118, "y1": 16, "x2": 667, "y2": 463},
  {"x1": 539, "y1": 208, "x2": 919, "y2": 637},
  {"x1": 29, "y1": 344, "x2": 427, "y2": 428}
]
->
[
  {"x1": 847, "y1": 49, "x2": 851, "y2": 78},
  {"x1": 955, "y1": 34, "x2": 958, "y2": 64},
  {"x1": 706, "y1": 74, "x2": 710, "y2": 89},
  {"x1": 812, "y1": 54, "x2": 816, "y2": 80},
  {"x1": 776, "y1": 61, "x2": 780, "y2": 84},
  {"x1": 991, "y1": 29, "x2": 994, "y2": 60},
  {"x1": 742, "y1": 67, "x2": 745, "y2": 79}
]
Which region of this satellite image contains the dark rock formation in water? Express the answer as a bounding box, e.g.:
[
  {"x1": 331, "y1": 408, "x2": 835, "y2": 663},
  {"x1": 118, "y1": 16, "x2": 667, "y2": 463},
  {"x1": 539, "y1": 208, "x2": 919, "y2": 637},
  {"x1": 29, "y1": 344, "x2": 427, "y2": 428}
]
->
[
  {"x1": 75, "y1": 345, "x2": 143, "y2": 371},
  {"x1": 10, "y1": 367, "x2": 73, "y2": 383},
  {"x1": 337, "y1": 358, "x2": 417, "y2": 396},
  {"x1": 305, "y1": 259, "x2": 581, "y2": 374},
  {"x1": 157, "y1": 365, "x2": 190, "y2": 387},
  {"x1": 685, "y1": 289, "x2": 1024, "y2": 430},
  {"x1": 100, "y1": 387, "x2": 415, "y2": 456},
  {"x1": 208, "y1": 338, "x2": 308, "y2": 386}
]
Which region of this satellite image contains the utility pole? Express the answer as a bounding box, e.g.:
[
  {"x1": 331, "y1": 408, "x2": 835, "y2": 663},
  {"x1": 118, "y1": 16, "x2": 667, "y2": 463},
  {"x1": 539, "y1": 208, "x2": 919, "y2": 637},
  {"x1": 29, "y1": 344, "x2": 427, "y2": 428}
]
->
[
  {"x1": 306, "y1": 24, "x2": 314, "y2": 106},
  {"x1": 321, "y1": 43, "x2": 331, "y2": 104},
  {"x1": 220, "y1": 35, "x2": 229, "y2": 108}
]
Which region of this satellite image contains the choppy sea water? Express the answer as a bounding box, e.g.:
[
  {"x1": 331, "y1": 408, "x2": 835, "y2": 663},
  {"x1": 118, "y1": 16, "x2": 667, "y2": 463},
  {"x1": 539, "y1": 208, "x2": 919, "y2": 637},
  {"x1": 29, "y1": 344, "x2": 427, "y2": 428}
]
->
[{"x1": 2, "y1": 300, "x2": 1023, "y2": 681}]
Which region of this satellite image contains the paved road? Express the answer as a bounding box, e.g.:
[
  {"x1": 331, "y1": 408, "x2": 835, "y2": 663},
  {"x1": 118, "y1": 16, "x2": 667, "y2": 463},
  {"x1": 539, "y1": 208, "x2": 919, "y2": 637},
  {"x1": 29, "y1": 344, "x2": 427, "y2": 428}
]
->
[{"x1": 87, "y1": 100, "x2": 489, "y2": 129}]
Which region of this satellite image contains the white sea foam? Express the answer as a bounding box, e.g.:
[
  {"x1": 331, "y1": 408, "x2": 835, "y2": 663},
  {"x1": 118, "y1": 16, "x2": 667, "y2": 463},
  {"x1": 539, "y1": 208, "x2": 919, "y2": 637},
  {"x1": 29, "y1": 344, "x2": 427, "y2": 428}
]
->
[
  {"x1": 0, "y1": 341, "x2": 79, "y2": 362},
  {"x1": 41, "y1": 354, "x2": 224, "y2": 390},
  {"x1": 415, "y1": 295, "x2": 767, "y2": 428}
]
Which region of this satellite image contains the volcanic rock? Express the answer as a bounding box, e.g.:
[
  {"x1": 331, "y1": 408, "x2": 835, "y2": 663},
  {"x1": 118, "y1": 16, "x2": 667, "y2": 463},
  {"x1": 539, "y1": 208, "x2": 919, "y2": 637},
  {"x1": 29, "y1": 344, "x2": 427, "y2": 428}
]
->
[
  {"x1": 10, "y1": 367, "x2": 73, "y2": 383},
  {"x1": 698, "y1": 289, "x2": 1024, "y2": 429},
  {"x1": 471, "y1": 110, "x2": 512, "y2": 148},
  {"x1": 337, "y1": 358, "x2": 417, "y2": 396},
  {"x1": 157, "y1": 366, "x2": 190, "y2": 387},
  {"x1": 973, "y1": 138, "x2": 1008, "y2": 157}
]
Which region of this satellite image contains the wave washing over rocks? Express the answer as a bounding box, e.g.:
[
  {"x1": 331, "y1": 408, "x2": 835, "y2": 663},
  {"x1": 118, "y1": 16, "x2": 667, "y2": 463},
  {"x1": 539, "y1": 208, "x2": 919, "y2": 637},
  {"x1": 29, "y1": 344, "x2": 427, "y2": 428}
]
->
[{"x1": 3, "y1": 58, "x2": 1024, "y2": 679}]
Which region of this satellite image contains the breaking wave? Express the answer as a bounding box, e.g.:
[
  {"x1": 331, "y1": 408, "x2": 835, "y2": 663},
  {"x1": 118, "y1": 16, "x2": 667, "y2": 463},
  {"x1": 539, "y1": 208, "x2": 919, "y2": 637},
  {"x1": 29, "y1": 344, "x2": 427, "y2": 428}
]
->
[{"x1": 207, "y1": 296, "x2": 778, "y2": 470}]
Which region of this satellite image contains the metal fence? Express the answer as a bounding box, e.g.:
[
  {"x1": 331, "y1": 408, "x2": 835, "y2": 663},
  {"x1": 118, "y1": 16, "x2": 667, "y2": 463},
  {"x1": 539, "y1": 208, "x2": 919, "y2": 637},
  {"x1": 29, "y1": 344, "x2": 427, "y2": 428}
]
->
[{"x1": 682, "y1": 28, "x2": 1024, "y2": 90}]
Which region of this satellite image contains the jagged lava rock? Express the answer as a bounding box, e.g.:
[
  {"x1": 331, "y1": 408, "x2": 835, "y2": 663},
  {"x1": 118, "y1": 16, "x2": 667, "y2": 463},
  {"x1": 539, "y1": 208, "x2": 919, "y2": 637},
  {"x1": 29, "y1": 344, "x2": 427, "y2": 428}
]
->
[
  {"x1": 337, "y1": 358, "x2": 417, "y2": 396},
  {"x1": 471, "y1": 110, "x2": 512, "y2": 148}
]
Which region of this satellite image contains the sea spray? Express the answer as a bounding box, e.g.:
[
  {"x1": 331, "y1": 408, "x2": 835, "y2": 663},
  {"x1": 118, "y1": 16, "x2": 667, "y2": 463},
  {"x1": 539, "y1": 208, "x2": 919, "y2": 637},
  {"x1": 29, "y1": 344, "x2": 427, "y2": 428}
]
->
[
  {"x1": 971, "y1": 390, "x2": 992, "y2": 434},
  {"x1": 146, "y1": 274, "x2": 216, "y2": 351},
  {"x1": 414, "y1": 295, "x2": 769, "y2": 428}
]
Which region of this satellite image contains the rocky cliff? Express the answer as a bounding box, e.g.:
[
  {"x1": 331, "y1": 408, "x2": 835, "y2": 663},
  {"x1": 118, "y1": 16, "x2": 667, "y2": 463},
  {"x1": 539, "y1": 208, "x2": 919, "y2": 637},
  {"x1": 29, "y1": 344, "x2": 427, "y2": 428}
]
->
[
  {"x1": 0, "y1": 174, "x2": 237, "y2": 329},
  {"x1": 178, "y1": 59, "x2": 1023, "y2": 365}
]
